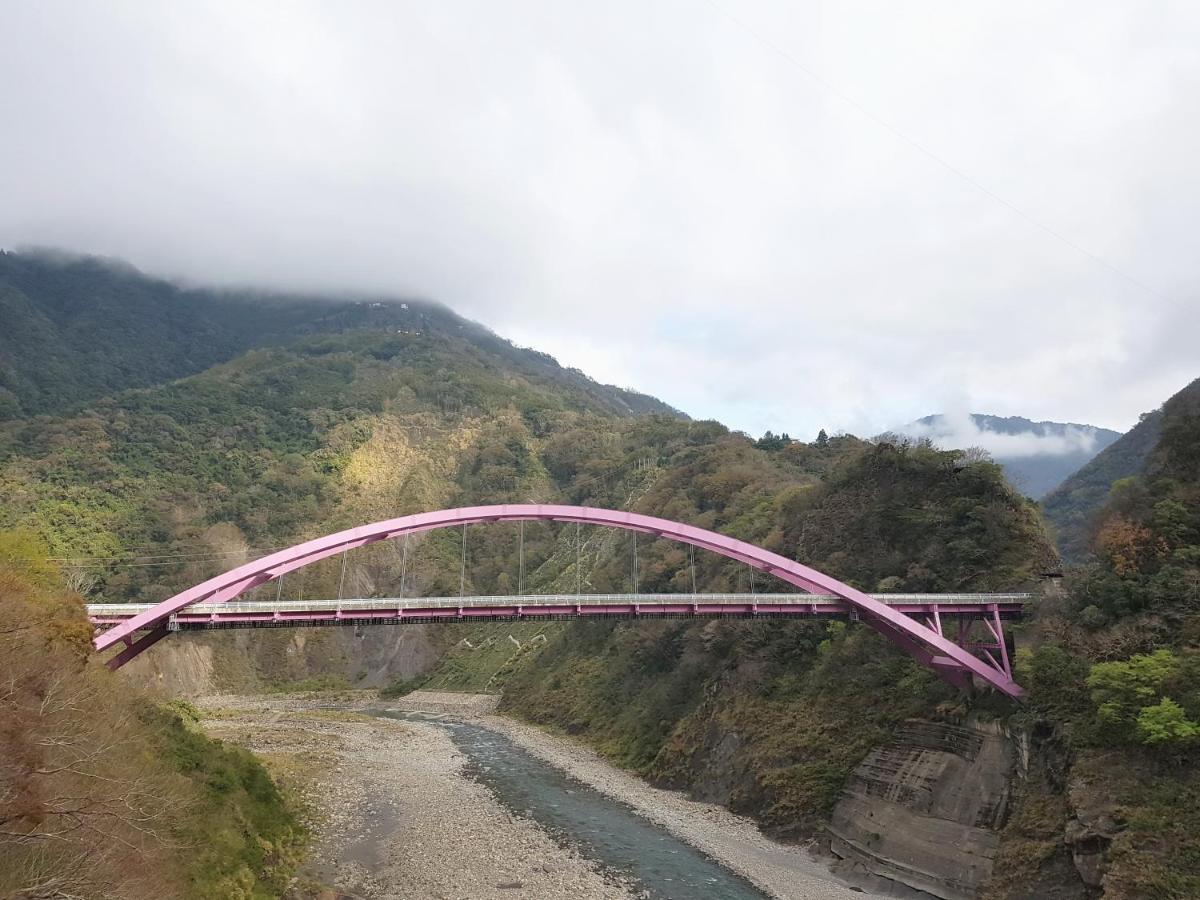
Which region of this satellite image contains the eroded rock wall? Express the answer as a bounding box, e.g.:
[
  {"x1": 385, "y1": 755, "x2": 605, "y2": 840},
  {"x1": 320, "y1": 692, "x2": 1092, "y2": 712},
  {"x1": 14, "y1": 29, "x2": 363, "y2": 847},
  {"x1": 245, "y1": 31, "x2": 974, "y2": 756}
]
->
[{"x1": 828, "y1": 721, "x2": 1014, "y2": 900}]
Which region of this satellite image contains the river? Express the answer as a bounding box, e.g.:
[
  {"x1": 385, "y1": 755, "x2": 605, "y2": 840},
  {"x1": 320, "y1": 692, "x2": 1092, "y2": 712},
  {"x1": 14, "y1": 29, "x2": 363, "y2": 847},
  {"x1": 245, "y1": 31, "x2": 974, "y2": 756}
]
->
[
  {"x1": 195, "y1": 693, "x2": 867, "y2": 900},
  {"x1": 375, "y1": 709, "x2": 768, "y2": 899}
]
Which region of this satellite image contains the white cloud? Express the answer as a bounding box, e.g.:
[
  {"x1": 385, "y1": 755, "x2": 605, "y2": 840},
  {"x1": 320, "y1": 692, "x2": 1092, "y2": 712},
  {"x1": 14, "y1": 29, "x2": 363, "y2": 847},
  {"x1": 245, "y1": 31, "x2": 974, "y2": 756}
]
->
[
  {"x1": 1, "y1": 0, "x2": 1197, "y2": 436},
  {"x1": 894, "y1": 412, "x2": 1104, "y2": 459}
]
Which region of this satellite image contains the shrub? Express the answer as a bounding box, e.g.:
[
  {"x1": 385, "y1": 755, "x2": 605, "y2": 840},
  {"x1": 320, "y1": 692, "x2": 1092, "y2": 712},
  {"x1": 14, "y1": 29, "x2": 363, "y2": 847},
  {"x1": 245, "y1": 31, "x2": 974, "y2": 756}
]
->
[{"x1": 1135, "y1": 698, "x2": 1200, "y2": 748}]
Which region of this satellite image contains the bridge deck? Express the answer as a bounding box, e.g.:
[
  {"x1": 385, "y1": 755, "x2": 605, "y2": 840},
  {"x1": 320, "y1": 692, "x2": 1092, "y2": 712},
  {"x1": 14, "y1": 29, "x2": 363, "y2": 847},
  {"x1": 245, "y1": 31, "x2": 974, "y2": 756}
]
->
[{"x1": 89, "y1": 592, "x2": 1030, "y2": 631}]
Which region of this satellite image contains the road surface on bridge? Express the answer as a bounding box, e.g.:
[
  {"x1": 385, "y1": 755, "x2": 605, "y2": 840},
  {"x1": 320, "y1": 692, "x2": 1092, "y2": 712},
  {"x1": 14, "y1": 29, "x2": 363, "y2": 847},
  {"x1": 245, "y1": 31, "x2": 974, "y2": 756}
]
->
[{"x1": 88, "y1": 592, "x2": 1030, "y2": 629}]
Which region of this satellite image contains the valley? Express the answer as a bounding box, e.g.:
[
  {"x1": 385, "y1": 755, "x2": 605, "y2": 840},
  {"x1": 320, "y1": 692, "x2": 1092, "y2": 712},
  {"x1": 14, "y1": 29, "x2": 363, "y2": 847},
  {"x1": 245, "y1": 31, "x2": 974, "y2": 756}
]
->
[{"x1": 1, "y1": 253, "x2": 1198, "y2": 899}]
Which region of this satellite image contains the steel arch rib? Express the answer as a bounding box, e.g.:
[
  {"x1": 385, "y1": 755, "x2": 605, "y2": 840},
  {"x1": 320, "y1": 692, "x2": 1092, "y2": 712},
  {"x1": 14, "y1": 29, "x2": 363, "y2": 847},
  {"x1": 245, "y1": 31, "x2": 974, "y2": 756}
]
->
[{"x1": 92, "y1": 504, "x2": 1022, "y2": 697}]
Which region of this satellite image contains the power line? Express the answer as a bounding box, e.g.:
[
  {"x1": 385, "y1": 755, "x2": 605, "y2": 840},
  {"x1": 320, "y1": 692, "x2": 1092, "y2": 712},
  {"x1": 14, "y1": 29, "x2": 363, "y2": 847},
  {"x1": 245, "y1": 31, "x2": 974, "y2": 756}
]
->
[{"x1": 704, "y1": 0, "x2": 1171, "y2": 304}]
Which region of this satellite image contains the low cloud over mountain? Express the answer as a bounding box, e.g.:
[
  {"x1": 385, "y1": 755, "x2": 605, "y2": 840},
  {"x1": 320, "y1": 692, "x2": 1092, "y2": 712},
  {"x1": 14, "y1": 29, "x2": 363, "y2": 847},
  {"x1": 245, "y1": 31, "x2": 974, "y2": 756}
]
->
[{"x1": 894, "y1": 412, "x2": 1121, "y2": 498}]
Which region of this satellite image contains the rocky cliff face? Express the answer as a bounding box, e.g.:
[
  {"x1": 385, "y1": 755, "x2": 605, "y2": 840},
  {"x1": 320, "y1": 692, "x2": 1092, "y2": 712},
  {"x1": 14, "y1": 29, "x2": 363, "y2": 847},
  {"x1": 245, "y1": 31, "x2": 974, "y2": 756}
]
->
[
  {"x1": 828, "y1": 723, "x2": 1114, "y2": 900},
  {"x1": 828, "y1": 721, "x2": 1014, "y2": 900}
]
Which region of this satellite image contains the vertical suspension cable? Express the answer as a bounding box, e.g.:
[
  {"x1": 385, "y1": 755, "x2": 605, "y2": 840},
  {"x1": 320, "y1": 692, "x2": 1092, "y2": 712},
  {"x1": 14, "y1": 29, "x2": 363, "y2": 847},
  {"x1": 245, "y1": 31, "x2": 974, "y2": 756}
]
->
[
  {"x1": 749, "y1": 562, "x2": 756, "y2": 596},
  {"x1": 399, "y1": 533, "x2": 409, "y2": 599},
  {"x1": 337, "y1": 550, "x2": 348, "y2": 601},
  {"x1": 689, "y1": 544, "x2": 697, "y2": 596},
  {"x1": 460, "y1": 524, "x2": 467, "y2": 598},
  {"x1": 632, "y1": 531, "x2": 639, "y2": 594},
  {"x1": 576, "y1": 521, "x2": 581, "y2": 598},
  {"x1": 275, "y1": 573, "x2": 284, "y2": 602},
  {"x1": 518, "y1": 521, "x2": 525, "y2": 596}
]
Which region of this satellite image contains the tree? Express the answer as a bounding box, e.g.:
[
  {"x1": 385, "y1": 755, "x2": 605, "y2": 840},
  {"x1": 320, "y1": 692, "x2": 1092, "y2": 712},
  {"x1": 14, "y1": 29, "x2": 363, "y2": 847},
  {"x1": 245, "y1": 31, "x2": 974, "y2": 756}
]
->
[
  {"x1": 755, "y1": 431, "x2": 791, "y2": 452},
  {"x1": 816, "y1": 429, "x2": 829, "y2": 448},
  {"x1": 1087, "y1": 649, "x2": 1178, "y2": 730},
  {"x1": 1095, "y1": 515, "x2": 1164, "y2": 576},
  {"x1": 1136, "y1": 698, "x2": 1200, "y2": 747}
]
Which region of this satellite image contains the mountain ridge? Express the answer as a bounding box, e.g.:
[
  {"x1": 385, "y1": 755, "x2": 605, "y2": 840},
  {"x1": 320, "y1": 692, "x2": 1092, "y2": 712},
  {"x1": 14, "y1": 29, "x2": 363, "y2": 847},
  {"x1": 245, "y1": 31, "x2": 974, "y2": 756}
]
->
[
  {"x1": 1042, "y1": 376, "x2": 1200, "y2": 561},
  {"x1": 0, "y1": 248, "x2": 678, "y2": 422}
]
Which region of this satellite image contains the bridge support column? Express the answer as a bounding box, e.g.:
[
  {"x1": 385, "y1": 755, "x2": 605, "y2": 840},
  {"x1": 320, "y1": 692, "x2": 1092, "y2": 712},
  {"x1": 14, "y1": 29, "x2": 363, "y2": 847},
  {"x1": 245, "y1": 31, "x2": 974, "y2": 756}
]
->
[
  {"x1": 926, "y1": 606, "x2": 943, "y2": 637},
  {"x1": 984, "y1": 604, "x2": 1013, "y2": 680},
  {"x1": 944, "y1": 609, "x2": 1014, "y2": 684}
]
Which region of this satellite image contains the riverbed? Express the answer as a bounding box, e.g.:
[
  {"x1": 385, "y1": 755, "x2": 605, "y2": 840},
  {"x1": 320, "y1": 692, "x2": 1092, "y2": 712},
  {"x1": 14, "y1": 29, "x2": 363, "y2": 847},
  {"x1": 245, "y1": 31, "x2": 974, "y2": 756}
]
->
[{"x1": 194, "y1": 693, "x2": 868, "y2": 900}]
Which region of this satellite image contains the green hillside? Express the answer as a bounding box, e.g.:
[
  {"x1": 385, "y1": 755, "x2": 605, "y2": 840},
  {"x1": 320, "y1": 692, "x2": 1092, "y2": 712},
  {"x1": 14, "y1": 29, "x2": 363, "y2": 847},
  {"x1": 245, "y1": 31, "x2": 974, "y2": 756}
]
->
[
  {"x1": 0, "y1": 251, "x2": 678, "y2": 603},
  {"x1": 1043, "y1": 378, "x2": 1199, "y2": 563},
  {"x1": 0, "y1": 258, "x2": 1056, "y2": 875},
  {"x1": 994, "y1": 377, "x2": 1200, "y2": 898}
]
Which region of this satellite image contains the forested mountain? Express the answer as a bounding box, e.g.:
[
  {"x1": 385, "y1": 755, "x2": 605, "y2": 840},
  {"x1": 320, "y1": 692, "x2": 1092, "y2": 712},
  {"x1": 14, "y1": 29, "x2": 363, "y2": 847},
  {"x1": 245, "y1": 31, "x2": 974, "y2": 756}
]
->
[
  {"x1": 1039, "y1": 383, "x2": 1198, "y2": 561},
  {"x1": 0, "y1": 253, "x2": 692, "y2": 896},
  {"x1": 0, "y1": 249, "x2": 674, "y2": 422},
  {"x1": 501, "y1": 437, "x2": 1050, "y2": 834},
  {"x1": 900, "y1": 413, "x2": 1121, "y2": 499},
  {"x1": 0, "y1": 258, "x2": 1048, "y2": 613},
  {"x1": 1007, "y1": 376, "x2": 1200, "y2": 898},
  {"x1": 0, "y1": 322, "x2": 680, "y2": 602}
]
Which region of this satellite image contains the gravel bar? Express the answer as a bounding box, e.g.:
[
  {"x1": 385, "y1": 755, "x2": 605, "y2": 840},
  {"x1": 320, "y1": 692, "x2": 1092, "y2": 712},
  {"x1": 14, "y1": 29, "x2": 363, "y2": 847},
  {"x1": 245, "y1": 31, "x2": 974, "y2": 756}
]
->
[
  {"x1": 196, "y1": 694, "x2": 634, "y2": 899},
  {"x1": 196, "y1": 692, "x2": 870, "y2": 899}
]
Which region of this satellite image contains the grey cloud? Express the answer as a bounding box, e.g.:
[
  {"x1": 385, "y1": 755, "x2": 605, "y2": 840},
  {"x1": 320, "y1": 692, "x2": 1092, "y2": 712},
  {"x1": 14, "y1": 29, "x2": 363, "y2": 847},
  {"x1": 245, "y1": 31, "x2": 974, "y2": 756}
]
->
[{"x1": 1, "y1": 0, "x2": 1198, "y2": 438}]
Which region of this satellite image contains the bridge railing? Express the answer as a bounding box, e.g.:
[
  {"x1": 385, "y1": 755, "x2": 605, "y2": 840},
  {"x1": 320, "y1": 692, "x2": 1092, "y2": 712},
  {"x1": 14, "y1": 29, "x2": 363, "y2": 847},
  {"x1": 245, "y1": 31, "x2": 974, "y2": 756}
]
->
[{"x1": 88, "y1": 592, "x2": 1032, "y2": 618}]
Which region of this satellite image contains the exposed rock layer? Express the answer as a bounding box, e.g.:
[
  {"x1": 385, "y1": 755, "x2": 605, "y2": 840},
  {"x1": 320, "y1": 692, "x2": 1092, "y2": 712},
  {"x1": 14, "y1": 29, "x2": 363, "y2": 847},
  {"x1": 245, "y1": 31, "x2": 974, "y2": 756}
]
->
[{"x1": 829, "y1": 721, "x2": 1014, "y2": 900}]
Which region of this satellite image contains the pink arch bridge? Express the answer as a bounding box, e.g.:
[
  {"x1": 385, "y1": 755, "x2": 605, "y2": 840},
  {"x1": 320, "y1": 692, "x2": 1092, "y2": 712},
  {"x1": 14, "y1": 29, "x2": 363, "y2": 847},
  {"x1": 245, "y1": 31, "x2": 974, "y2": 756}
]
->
[{"x1": 91, "y1": 504, "x2": 1025, "y2": 697}]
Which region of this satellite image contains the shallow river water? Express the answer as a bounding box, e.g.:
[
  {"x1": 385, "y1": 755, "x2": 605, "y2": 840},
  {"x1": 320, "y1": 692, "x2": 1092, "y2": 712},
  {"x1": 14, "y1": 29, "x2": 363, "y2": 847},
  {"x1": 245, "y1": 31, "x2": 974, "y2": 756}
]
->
[{"x1": 371, "y1": 709, "x2": 769, "y2": 900}]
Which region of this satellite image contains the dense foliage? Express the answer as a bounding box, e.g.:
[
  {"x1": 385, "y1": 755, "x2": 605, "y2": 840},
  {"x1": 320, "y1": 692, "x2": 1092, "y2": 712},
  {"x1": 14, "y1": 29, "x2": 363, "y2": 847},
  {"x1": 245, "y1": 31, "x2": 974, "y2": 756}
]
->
[
  {"x1": 0, "y1": 255, "x2": 1064, "y2": 895},
  {"x1": 997, "y1": 379, "x2": 1200, "y2": 897},
  {"x1": 0, "y1": 301, "x2": 677, "y2": 605},
  {"x1": 0, "y1": 534, "x2": 305, "y2": 899}
]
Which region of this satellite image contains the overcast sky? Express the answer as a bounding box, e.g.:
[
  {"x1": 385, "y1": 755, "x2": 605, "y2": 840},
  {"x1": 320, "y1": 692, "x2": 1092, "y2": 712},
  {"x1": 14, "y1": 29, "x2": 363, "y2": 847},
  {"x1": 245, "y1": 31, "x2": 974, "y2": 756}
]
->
[{"x1": 2, "y1": 1, "x2": 1197, "y2": 441}]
